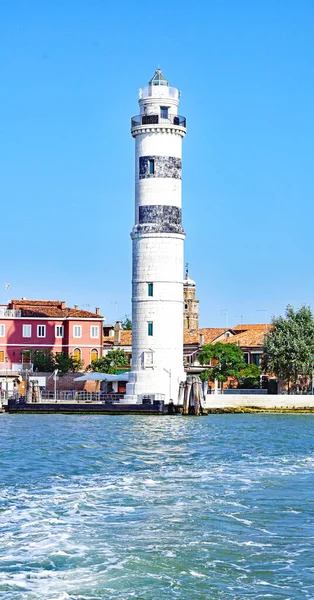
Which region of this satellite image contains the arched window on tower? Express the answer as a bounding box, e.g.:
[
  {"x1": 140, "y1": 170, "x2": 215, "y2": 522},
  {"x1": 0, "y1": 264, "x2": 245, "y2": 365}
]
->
[
  {"x1": 90, "y1": 348, "x2": 98, "y2": 363},
  {"x1": 73, "y1": 348, "x2": 81, "y2": 362}
]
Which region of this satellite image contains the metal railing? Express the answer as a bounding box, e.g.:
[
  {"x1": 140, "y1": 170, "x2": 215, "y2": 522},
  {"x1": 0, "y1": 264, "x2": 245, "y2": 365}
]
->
[
  {"x1": 0, "y1": 363, "x2": 33, "y2": 373},
  {"x1": 40, "y1": 390, "x2": 124, "y2": 403},
  {"x1": 131, "y1": 114, "x2": 186, "y2": 129},
  {"x1": 223, "y1": 389, "x2": 267, "y2": 395},
  {"x1": 0, "y1": 309, "x2": 22, "y2": 317}
]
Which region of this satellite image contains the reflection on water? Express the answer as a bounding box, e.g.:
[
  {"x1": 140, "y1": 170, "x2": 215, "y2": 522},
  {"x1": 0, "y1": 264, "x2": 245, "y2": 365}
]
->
[{"x1": 0, "y1": 414, "x2": 314, "y2": 599}]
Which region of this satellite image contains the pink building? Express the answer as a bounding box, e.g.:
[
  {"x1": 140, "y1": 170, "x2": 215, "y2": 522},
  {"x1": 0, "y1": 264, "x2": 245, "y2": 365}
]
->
[{"x1": 0, "y1": 299, "x2": 103, "y2": 370}]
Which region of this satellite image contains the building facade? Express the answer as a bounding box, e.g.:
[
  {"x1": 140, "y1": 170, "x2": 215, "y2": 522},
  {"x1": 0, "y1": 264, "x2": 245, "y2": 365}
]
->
[
  {"x1": 124, "y1": 70, "x2": 187, "y2": 403},
  {"x1": 105, "y1": 323, "x2": 268, "y2": 375},
  {"x1": 0, "y1": 300, "x2": 103, "y2": 371}
]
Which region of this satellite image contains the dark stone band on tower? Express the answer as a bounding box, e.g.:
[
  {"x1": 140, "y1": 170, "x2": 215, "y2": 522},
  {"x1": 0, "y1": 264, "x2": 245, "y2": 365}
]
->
[
  {"x1": 132, "y1": 204, "x2": 184, "y2": 234},
  {"x1": 139, "y1": 156, "x2": 182, "y2": 179}
]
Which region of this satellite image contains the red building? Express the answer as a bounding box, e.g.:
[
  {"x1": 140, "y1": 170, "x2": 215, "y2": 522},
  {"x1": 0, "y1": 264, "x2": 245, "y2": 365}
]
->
[{"x1": 0, "y1": 299, "x2": 103, "y2": 370}]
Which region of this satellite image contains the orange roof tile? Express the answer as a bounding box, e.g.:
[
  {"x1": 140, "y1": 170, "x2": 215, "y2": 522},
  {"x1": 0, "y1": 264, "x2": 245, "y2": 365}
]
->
[
  {"x1": 103, "y1": 330, "x2": 132, "y2": 346},
  {"x1": 184, "y1": 328, "x2": 230, "y2": 345},
  {"x1": 232, "y1": 323, "x2": 270, "y2": 332},
  {"x1": 10, "y1": 299, "x2": 102, "y2": 319},
  {"x1": 102, "y1": 324, "x2": 272, "y2": 350},
  {"x1": 219, "y1": 328, "x2": 270, "y2": 347},
  {"x1": 120, "y1": 330, "x2": 132, "y2": 345}
]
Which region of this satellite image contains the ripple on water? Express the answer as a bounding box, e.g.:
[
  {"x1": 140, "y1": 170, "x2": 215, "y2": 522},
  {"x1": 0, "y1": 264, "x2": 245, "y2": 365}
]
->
[{"x1": 0, "y1": 414, "x2": 314, "y2": 599}]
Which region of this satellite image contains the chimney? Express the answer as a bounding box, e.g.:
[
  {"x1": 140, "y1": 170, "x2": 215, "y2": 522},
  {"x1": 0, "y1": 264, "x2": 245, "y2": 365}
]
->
[
  {"x1": 61, "y1": 301, "x2": 66, "y2": 310},
  {"x1": 95, "y1": 307, "x2": 100, "y2": 315},
  {"x1": 114, "y1": 321, "x2": 122, "y2": 344},
  {"x1": 74, "y1": 304, "x2": 78, "y2": 310},
  {"x1": 199, "y1": 333, "x2": 204, "y2": 346}
]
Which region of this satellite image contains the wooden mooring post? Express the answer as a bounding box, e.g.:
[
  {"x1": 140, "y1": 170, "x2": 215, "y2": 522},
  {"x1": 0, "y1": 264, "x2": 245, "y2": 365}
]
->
[{"x1": 182, "y1": 375, "x2": 204, "y2": 415}]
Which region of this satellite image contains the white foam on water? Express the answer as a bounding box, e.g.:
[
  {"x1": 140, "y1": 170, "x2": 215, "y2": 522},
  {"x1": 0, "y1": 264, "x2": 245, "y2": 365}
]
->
[
  {"x1": 1, "y1": 415, "x2": 314, "y2": 599},
  {"x1": 223, "y1": 513, "x2": 253, "y2": 526},
  {"x1": 258, "y1": 528, "x2": 278, "y2": 536},
  {"x1": 189, "y1": 570, "x2": 207, "y2": 578}
]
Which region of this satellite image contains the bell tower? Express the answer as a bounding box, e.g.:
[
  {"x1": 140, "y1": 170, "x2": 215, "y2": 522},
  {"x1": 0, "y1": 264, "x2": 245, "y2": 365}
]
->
[{"x1": 183, "y1": 264, "x2": 199, "y2": 330}]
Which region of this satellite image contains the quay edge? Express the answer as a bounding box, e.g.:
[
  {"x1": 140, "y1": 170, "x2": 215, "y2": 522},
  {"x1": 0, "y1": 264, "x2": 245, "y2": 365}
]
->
[{"x1": 7, "y1": 399, "x2": 166, "y2": 415}]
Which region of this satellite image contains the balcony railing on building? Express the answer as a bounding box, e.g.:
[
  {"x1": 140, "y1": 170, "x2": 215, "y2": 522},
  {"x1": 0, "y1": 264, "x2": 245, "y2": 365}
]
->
[
  {"x1": 39, "y1": 390, "x2": 124, "y2": 403},
  {"x1": 131, "y1": 114, "x2": 186, "y2": 129},
  {"x1": 0, "y1": 308, "x2": 21, "y2": 317}
]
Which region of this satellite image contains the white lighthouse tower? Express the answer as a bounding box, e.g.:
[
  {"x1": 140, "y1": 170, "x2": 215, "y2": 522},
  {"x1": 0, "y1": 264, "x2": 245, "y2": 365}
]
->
[{"x1": 124, "y1": 69, "x2": 187, "y2": 405}]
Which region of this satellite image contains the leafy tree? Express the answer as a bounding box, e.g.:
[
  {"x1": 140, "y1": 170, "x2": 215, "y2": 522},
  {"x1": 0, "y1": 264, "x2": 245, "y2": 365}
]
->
[
  {"x1": 237, "y1": 364, "x2": 261, "y2": 389},
  {"x1": 29, "y1": 349, "x2": 83, "y2": 374},
  {"x1": 197, "y1": 342, "x2": 246, "y2": 390},
  {"x1": 199, "y1": 369, "x2": 212, "y2": 382},
  {"x1": 90, "y1": 349, "x2": 129, "y2": 374},
  {"x1": 262, "y1": 304, "x2": 314, "y2": 393},
  {"x1": 55, "y1": 353, "x2": 83, "y2": 373},
  {"x1": 31, "y1": 350, "x2": 55, "y2": 372},
  {"x1": 122, "y1": 315, "x2": 132, "y2": 330}
]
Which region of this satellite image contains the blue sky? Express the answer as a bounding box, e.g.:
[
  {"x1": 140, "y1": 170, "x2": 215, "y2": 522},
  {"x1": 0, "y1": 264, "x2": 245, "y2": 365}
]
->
[{"x1": 1, "y1": 0, "x2": 314, "y2": 327}]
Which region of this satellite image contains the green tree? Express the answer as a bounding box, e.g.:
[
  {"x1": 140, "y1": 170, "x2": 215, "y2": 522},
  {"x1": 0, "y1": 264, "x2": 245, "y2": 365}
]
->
[
  {"x1": 237, "y1": 364, "x2": 261, "y2": 389},
  {"x1": 29, "y1": 349, "x2": 83, "y2": 374},
  {"x1": 122, "y1": 315, "x2": 132, "y2": 330},
  {"x1": 262, "y1": 304, "x2": 314, "y2": 393},
  {"x1": 31, "y1": 349, "x2": 55, "y2": 372},
  {"x1": 197, "y1": 342, "x2": 246, "y2": 390},
  {"x1": 55, "y1": 353, "x2": 83, "y2": 373},
  {"x1": 90, "y1": 349, "x2": 129, "y2": 374}
]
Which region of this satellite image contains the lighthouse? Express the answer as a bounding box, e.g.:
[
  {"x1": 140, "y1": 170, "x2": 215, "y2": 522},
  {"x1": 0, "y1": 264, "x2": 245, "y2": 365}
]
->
[{"x1": 124, "y1": 69, "x2": 187, "y2": 404}]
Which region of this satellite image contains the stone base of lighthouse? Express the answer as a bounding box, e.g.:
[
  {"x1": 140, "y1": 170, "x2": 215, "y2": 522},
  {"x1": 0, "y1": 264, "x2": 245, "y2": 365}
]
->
[
  {"x1": 124, "y1": 360, "x2": 186, "y2": 405},
  {"x1": 124, "y1": 368, "x2": 186, "y2": 405}
]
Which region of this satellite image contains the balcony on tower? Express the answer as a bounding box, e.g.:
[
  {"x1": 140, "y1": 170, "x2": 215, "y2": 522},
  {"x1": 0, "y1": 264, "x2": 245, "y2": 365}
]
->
[
  {"x1": 131, "y1": 69, "x2": 186, "y2": 135},
  {"x1": 131, "y1": 113, "x2": 186, "y2": 129}
]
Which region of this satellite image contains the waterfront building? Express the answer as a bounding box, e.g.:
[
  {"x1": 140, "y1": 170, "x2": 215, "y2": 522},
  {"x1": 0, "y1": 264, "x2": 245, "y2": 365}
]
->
[
  {"x1": 0, "y1": 299, "x2": 103, "y2": 373},
  {"x1": 104, "y1": 322, "x2": 268, "y2": 371},
  {"x1": 124, "y1": 69, "x2": 187, "y2": 404}
]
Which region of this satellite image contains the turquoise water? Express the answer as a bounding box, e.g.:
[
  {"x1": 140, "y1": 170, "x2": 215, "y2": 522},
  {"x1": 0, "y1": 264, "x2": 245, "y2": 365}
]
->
[{"x1": 0, "y1": 415, "x2": 314, "y2": 599}]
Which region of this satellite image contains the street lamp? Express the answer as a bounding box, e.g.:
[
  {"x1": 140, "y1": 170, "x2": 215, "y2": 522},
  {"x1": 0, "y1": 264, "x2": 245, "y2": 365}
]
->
[{"x1": 53, "y1": 369, "x2": 59, "y2": 401}]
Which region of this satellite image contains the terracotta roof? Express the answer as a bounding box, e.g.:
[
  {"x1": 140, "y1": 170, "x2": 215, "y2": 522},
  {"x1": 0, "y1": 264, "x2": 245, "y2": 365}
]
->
[
  {"x1": 219, "y1": 328, "x2": 270, "y2": 348},
  {"x1": 184, "y1": 328, "x2": 231, "y2": 344},
  {"x1": 232, "y1": 323, "x2": 270, "y2": 332},
  {"x1": 119, "y1": 330, "x2": 132, "y2": 345},
  {"x1": 103, "y1": 330, "x2": 132, "y2": 346},
  {"x1": 10, "y1": 299, "x2": 102, "y2": 319},
  {"x1": 102, "y1": 324, "x2": 272, "y2": 350},
  {"x1": 104, "y1": 328, "x2": 236, "y2": 347}
]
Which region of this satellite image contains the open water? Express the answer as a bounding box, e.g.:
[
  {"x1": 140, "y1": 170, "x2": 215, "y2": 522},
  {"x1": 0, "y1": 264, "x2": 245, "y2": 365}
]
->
[{"x1": 0, "y1": 414, "x2": 314, "y2": 599}]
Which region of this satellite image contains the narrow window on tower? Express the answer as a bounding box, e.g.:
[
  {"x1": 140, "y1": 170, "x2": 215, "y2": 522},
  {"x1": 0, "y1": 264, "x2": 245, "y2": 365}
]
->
[
  {"x1": 148, "y1": 283, "x2": 153, "y2": 297},
  {"x1": 160, "y1": 106, "x2": 169, "y2": 119},
  {"x1": 148, "y1": 322, "x2": 153, "y2": 336},
  {"x1": 148, "y1": 159, "x2": 154, "y2": 175}
]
